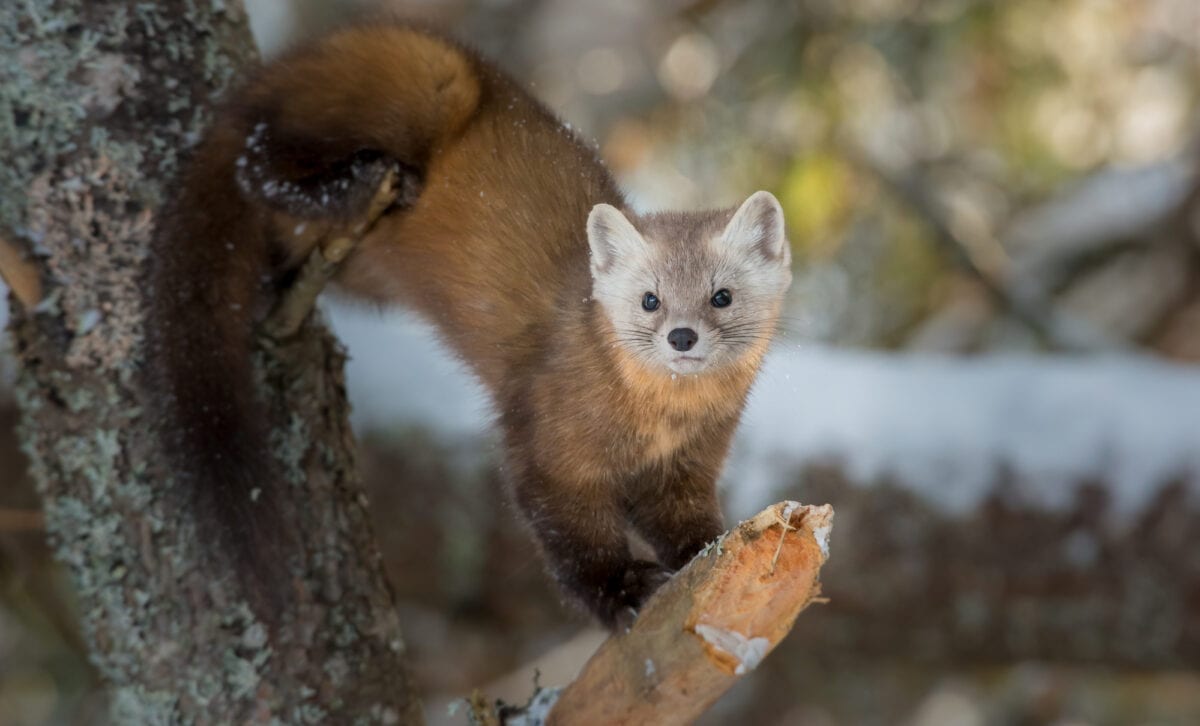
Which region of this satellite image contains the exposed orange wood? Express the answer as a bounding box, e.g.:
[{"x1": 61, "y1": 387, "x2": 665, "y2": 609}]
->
[
  {"x1": 0, "y1": 236, "x2": 42, "y2": 309},
  {"x1": 547, "y1": 500, "x2": 832, "y2": 725}
]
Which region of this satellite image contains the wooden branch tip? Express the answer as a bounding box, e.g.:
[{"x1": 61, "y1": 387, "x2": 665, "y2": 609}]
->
[
  {"x1": 0, "y1": 235, "x2": 43, "y2": 309},
  {"x1": 355, "y1": 168, "x2": 401, "y2": 237},
  {"x1": 263, "y1": 170, "x2": 399, "y2": 339},
  {"x1": 540, "y1": 500, "x2": 833, "y2": 726}
]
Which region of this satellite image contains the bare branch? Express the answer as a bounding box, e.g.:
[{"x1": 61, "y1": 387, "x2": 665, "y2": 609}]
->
[
  {"x1": 862, "y1": 158, "x2": 1094, "y2": 350},
  {"x1": 263, "y1": 169, "x2": 399, "y2": 339}
]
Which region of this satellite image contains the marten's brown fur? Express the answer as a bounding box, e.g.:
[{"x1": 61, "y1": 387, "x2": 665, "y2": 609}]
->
[{"x1": 146, "y1": 23, "x2": 791, "y2": 627}]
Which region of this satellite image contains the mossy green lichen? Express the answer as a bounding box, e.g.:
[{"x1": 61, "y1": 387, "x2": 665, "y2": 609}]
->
[
  {"x1": 268, "y1": 411, "x2": 312, "y2": 487},
  {"x1": 1, "y1": 1, "x2": 99, "y2": 236},
  {"x1": 699, "y1": 532, "x2": 727, "y2": 558},
  {"x1": 109, "y1": 684, "x2": 182, "y2": 726},
  {"x1": 224, "y1": 649, "x2": 263, "y2": 700},
  {"x1": 295, "y1": 702, "x2": 330, "y2": 724}
]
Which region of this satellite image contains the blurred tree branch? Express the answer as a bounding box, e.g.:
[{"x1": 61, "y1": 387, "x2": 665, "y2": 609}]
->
[
  {"x1": 862, "y1": 155, "x2": 1111, "y2": 353},
  {"x1": 874, "y1": 145, "x2": 1200, "y2": 356}
]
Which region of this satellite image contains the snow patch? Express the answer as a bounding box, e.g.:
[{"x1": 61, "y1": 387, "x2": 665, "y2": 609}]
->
[
  {"x1": 504, "y1": 687, "x2": 561, "y2": 726},
  {"x1": 322, "y1": 306, "x2": 1200, "y2": 520},
  {"x1": 324, "y1": 303, "x2": 491, "y2": 438},
  {"x1": 693, "y1": 622, "x2": 769, "y2": 675},
  {"x1": 812, "y1": 524, "x2": 831, "y2": 558},
  {"x1": 728, "y1": 345, "x2": 1200, "y2": 518}
]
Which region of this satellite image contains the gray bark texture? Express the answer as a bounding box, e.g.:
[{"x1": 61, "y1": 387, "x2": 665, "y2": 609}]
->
[{"x1": 0, "y1": 1, "x2": 422, "y2": 722}]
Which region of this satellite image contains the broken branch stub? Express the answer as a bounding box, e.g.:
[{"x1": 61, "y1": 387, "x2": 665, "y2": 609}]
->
[
  {"x1": 547, "y1": 501, "x2": 833, "y2": 726},
  {"x1": 0, "y1": 235, "x2": 42, "y2": 309},
  {"x1": 262, "y1": 169, "x2": 399, "y2": 339}
]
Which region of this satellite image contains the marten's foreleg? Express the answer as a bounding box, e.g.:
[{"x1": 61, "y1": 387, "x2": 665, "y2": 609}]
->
[
  {"x1": 627, "y1": 452, "x2": 727, "y2": 571},
  {"x1": 513, "y1": 469, "x2": 672, "y2": 628}
]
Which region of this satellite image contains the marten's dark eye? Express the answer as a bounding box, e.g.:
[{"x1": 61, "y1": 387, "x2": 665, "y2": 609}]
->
[
  {"x1": 711, "y1": 289, "x2": 732, "y2": 308},
  {"x1": 642, "y1": 292, "x2": 660, "y2": 312}
]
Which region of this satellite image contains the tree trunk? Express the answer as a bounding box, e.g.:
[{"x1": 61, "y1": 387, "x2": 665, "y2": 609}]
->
[{"x1": 0, "y1": 2, "x2": 421, "y2": 721}]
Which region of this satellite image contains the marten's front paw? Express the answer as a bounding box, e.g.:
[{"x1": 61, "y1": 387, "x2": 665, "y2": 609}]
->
[
  {"x1": 608, "y1": 560, "x2": 673, "y2": 630},
  {"x1": 235, "y1": 121, "x2": 422, "y2": 221}
]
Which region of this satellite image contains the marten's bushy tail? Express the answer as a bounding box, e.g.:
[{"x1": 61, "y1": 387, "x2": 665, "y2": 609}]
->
[{"x1": 144, "y1": 24, "x2": 482, "y2": 616}]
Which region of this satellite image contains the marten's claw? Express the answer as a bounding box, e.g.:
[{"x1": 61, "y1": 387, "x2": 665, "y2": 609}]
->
[{"x1": 607, "y1": 560, "x2": 673, "y2": 630}]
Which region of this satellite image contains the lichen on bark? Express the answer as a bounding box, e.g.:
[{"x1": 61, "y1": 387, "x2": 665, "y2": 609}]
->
[{"x1": 1, "y1": 1, "x2": 421, "y2": 722}]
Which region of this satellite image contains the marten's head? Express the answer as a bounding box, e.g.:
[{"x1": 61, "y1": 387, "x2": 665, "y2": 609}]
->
[{"x1": 587, "y1": 191, "x2": 792, "y2": 376}]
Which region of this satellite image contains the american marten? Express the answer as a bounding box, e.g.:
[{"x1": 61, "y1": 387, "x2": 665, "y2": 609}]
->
[{"x1": 146, "y1": 22, "x2": 792, "y2": 628}]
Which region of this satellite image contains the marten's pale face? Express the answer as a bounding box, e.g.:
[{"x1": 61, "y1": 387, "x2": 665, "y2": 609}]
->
[{"x1": 587, "y1": 192, "x2": 792, "y2": 376}]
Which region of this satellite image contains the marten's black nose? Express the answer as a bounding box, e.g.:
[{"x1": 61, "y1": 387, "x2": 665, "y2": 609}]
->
[{"x1": 668, "y1": 328, "x2": 698, "y2": 352}]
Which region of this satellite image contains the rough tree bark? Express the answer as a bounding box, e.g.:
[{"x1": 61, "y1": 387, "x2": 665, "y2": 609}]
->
[{"x1": 0, "y1": 2, "x2": 421, "y2": 722}]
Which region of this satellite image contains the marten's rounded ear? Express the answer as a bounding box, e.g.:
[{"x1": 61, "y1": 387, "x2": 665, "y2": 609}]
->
[
  {"x1": 588, "y1": 204, "x2": 647, "y2": 274},
  {"x1": 722, "y1": 191, "x2": 789, "y2": 264}
]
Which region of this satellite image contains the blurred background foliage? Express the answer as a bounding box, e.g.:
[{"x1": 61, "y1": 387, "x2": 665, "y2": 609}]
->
[
  {"x1": 313, "y1": 0, "x2": 1199, "y2": 356},
  {"x1": 2, "y1": 0, "x2": 1200, "y2": 723}
]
